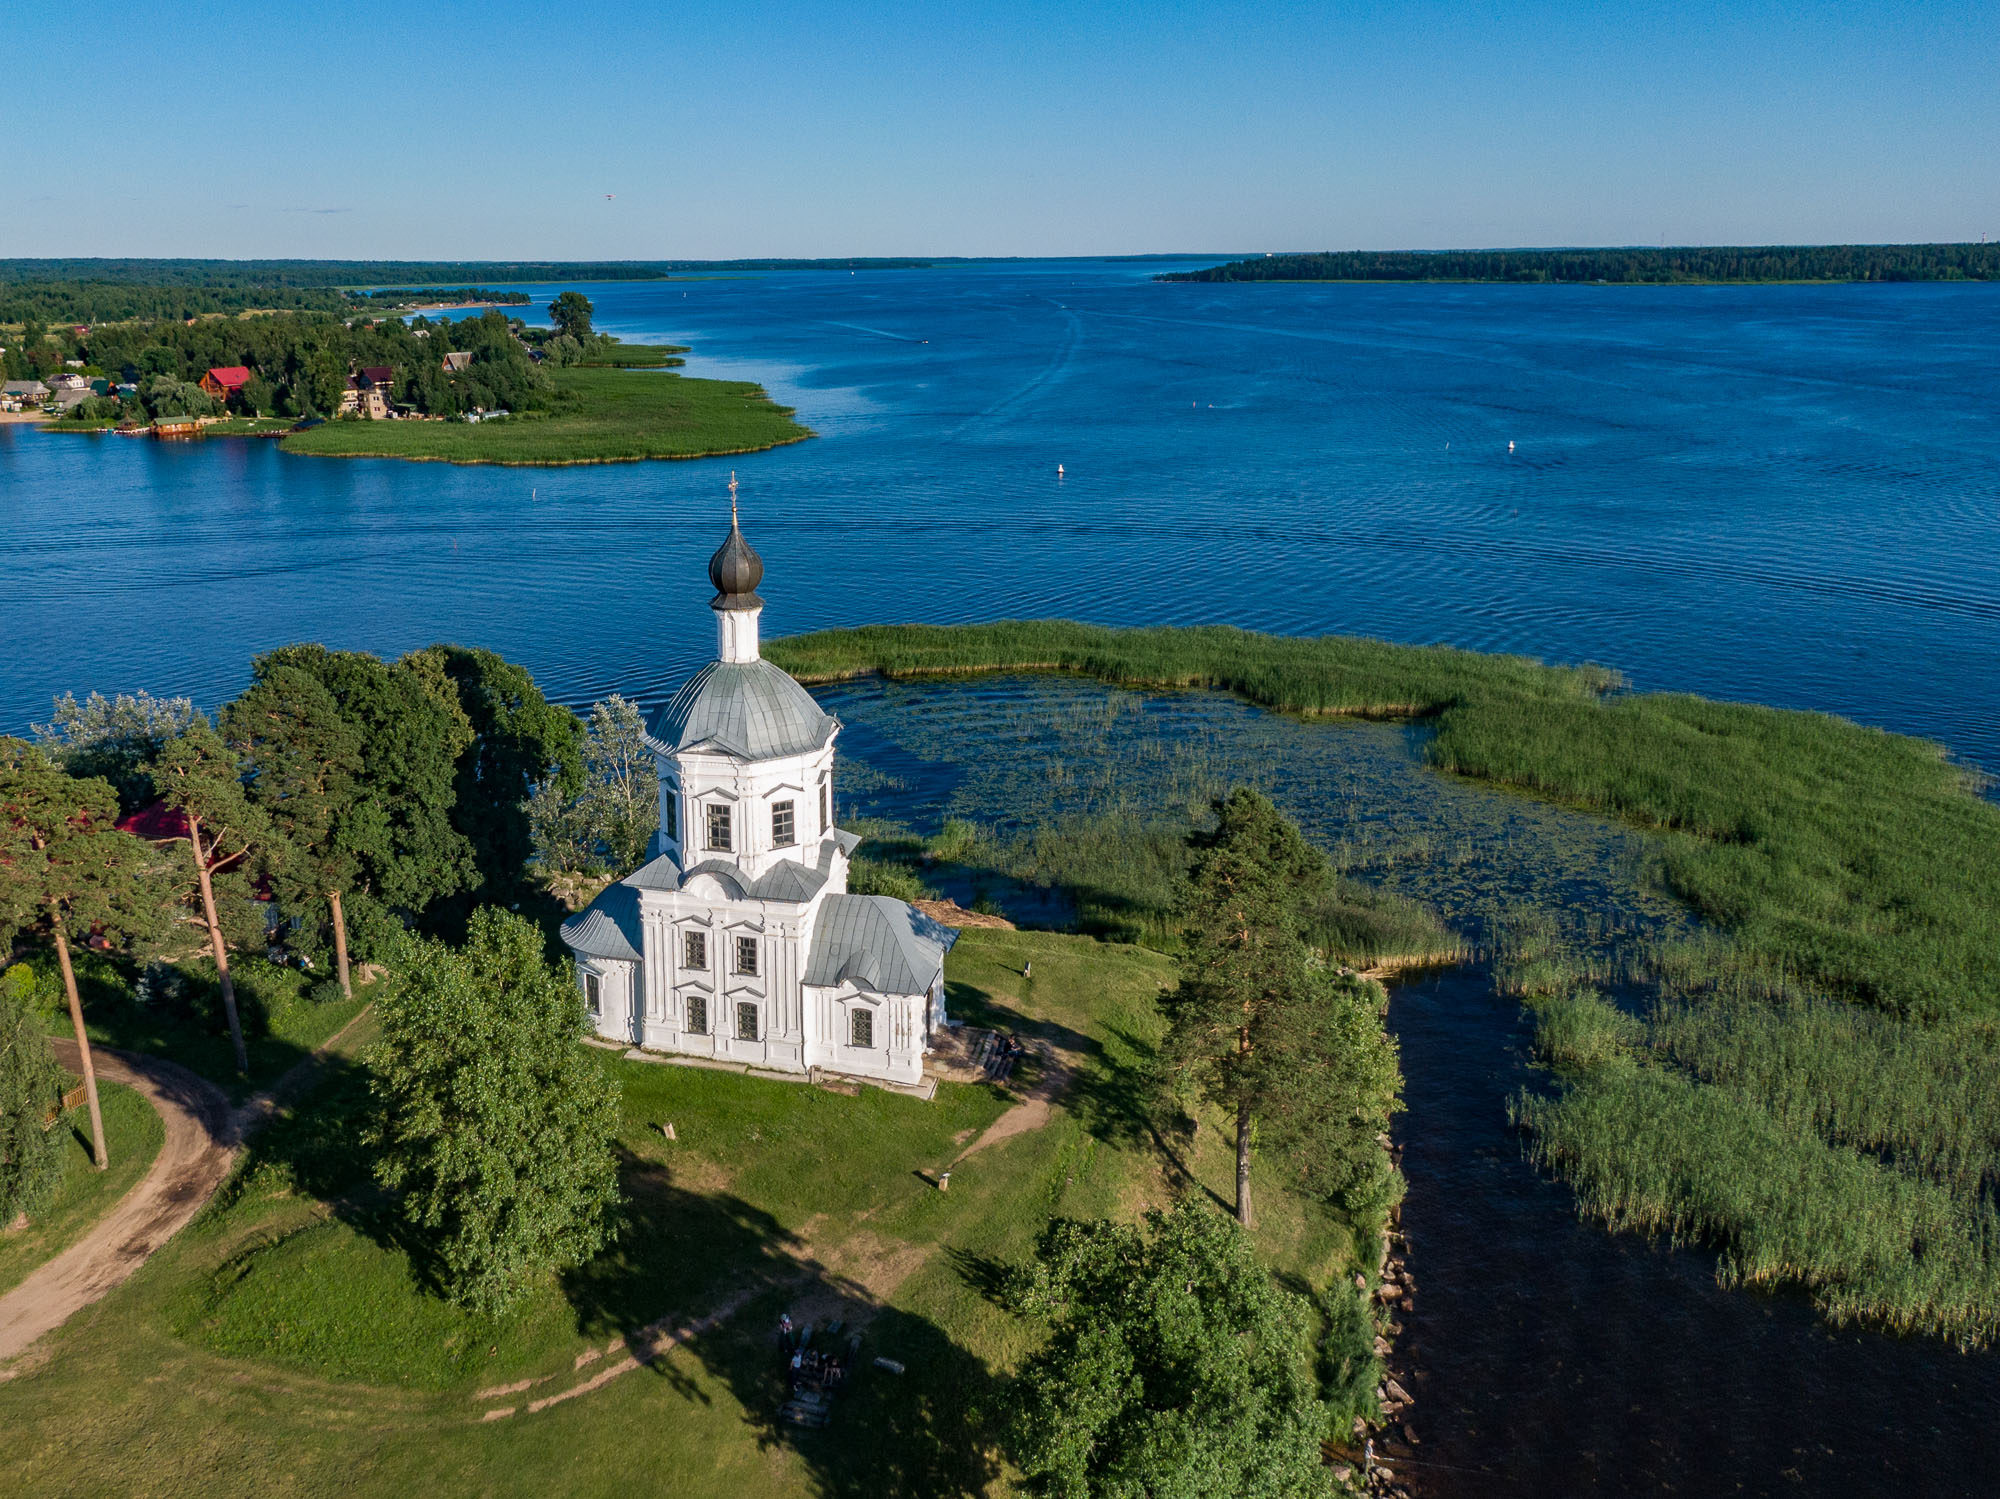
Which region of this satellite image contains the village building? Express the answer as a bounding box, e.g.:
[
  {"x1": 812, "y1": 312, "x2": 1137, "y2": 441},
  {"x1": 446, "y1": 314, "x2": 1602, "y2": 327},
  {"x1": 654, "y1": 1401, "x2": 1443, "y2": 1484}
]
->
[
  {"x1": 337, "y1": 366, "x2": 394, "y2": 419},
  {"x1": 561, "y1": 490, "x2": 956, "y2": 1091},
  {"x1": 199, "y1": 365, "x2": 252, "y2": 404},
  {"x1": 442, "y1": 350, "x2": 473, "y2": 373},
  {"x1": 1, "y1": 379, "x2": 50, "y2": 411}
]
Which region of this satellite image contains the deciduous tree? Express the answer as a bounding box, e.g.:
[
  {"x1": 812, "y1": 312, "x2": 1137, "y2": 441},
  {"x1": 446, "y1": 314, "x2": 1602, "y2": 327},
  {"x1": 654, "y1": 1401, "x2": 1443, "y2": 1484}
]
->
[
  {"x1": 1007, "y1": 1201, "x2": 1331, "y2": 1499},
  {"x1": 33, "y1": 689, "x2": 200, "y2": 812},
  {"x1": 527, "y1": 695, "x2": 655, "y2": 874},
  {"x1": 409, "y1": 645, "x2": 583, "y2": 910},
  {"x1": 0, "y1": 976, "x2": 67, "y2": 1222},
  {"x1": 548, "y1": 291, "x2": 594, "y2": 341},
  {"x1": 368, "y1": 907, "x2": 621, "y2": 1312},
  {"x1": 0, "y1": 740, "x2": 164, "y2": 1168}
]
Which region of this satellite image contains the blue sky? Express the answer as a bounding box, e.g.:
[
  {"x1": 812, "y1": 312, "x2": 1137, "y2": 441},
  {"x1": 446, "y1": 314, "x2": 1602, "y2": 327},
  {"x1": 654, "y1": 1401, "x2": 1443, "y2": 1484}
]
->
[{"x1": 10, "y1": 0, "x2": 1997, "y2": 258}]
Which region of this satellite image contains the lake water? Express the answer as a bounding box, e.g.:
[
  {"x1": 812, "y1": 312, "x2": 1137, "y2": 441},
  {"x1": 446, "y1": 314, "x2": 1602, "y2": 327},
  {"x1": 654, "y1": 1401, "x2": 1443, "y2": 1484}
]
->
[
  {"x1": 3, "y1": 262, "x2": 1997, "y2": 774},
  {"x1": 5, "y1": 264, "x2": 2000, "y2": 1492}
]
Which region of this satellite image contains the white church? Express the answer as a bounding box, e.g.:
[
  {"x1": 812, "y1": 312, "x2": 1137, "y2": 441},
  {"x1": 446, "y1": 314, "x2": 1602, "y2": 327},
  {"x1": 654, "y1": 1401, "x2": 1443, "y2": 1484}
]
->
[{"x1": 561, "y1": 496, "x2": 956, "y2": 1089}]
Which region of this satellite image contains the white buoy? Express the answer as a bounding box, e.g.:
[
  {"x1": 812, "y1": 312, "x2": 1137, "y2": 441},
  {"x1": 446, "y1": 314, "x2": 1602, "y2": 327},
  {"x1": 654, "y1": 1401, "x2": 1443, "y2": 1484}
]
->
[
  {"x1": 1057, "y1": 463, "x2": 1065, "y2": 477},
  {"x1": 1508, "y1": 440, "x2": 1516, "y2": 453}
]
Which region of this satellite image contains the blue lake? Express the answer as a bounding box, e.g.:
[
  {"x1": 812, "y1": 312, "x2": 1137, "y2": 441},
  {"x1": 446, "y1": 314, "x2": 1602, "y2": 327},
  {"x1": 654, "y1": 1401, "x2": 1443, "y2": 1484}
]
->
[
  {"x1": 3, "y1": 261, "x2": 1997, "y2": 775},
  {"x1": 5, "y1": 263, "x2": 1999, "y2": 1494}
]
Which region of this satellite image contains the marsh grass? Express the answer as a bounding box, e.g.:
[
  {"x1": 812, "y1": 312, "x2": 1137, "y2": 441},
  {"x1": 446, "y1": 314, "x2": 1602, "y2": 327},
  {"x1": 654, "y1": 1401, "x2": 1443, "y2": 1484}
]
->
[
  {"x1": 1502, "y1": 919, "x2": 2000, "y2": 1345},
  {"x1": 776, "y1": 621, "x2": 2000, "y2": 1022}
]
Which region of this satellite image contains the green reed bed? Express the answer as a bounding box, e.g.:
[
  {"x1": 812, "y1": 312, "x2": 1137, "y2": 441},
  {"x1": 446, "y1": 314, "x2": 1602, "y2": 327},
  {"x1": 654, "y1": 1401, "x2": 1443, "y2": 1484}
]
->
[
  {"x1": 771, "y1": 620, "x2": 1618, "y2": 718},
  {"x1": 1494, "y1": 923, "x2": 2000, "y2": 1345},
  {"x1": 780, "y1": 623, "x2": 2000, "y2": 1341},
  {"x1": 1513, "y1": 1063, "x2": 2000, "y2": 1346},
  {"x1": 775, "y1": 622, "x2": 2000, "y2": 1021},
  {"x1": 1431, "y1": 692, "x2": 2000, "y2": 1020}
]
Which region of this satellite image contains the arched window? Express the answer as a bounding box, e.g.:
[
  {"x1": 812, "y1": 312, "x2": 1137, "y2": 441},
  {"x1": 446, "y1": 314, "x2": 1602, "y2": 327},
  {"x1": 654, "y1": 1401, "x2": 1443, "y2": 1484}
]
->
[{"x1": 850, "y1": 1008, "x2": 873, "y2": 1048}]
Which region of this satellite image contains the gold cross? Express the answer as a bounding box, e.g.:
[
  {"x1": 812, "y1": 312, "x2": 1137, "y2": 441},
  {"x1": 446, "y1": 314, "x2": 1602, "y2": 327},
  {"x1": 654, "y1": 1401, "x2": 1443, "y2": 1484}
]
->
[{"x1": 729, "y1": 471, "x2": 739, "y2": 526}]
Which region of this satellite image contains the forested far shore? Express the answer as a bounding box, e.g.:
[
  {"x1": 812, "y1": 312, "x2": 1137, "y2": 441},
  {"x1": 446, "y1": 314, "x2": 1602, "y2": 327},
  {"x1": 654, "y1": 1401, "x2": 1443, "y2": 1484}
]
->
[{"x1": 1161, "y1": 243, "x2": 2000, "y2": 284}]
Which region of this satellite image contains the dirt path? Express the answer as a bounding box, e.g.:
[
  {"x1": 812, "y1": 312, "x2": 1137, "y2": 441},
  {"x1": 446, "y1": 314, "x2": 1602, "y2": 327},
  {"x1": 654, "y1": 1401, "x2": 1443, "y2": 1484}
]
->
[
  {"x1": 950, "y1": 1039, "x2": 1072, "y2": 1165},
  {"x1": 0, "y1": 1007, "x2": 373, "y2": 1371}
]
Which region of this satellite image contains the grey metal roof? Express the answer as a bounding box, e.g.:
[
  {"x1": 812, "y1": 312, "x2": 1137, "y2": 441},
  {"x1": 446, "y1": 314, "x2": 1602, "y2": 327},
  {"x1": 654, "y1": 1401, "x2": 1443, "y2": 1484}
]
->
[
  {"x1": 561, "y1": 882, "x2": 643, "y2": 962},
  {"x1": 648, "y1": 660, "x2": 834, "y2": 762},
  {"x1": 623, "y1": 851, "x2": 685, "y2": 891},
  {"x1": 832, "y1": 828, "x2": 862, "y2": 856},
  {"x1": 806, "y1": 895, "x2": 957, "y2": 996},
  {"x1": 751, "y1": 859, "x2": 829, "y2": 904},
  {"x1": 3, "y1": 380, "x2": 49, "y2": 396}
]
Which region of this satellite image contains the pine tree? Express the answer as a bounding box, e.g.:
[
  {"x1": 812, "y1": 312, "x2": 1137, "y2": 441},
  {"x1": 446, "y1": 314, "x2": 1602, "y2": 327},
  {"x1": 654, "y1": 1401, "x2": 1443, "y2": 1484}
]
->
[
  {"x1": 149, "y1": 721, "x2": 279, "y2": 1075},
  {"x1": 222, "y1": 662, "x2": 365, "y2": 996},
  {"x1": 1161, "y1": 789, "x2": 1402, "y2": 1226},
  {"x1": 0, "y1": 739, "x2": 164, "y2": 1168}
]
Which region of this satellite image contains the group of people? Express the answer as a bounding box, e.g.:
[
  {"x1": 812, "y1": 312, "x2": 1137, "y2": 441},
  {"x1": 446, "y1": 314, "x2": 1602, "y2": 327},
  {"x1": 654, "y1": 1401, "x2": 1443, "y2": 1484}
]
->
[{"x1": 777, "y1": 1313, "x2": 849, "y2": 1395}]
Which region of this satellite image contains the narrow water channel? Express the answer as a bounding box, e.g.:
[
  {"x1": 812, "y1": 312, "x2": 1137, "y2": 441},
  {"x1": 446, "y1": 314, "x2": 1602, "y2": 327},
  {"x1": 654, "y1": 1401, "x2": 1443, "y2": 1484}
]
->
[{"x1": 821, "y1": 673, "x2": 2000, "y2": 1497}]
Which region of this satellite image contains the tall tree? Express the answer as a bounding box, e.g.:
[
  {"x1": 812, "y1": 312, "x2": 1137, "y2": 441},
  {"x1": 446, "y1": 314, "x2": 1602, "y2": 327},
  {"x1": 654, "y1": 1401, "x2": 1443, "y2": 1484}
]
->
[
  {"x1": 221, "y1": 662, "x2": 365, "y2": 997},
  {"x1": 32, "y1": 689, "x2": 200, "y2": 813},
  {"x1": 1006, "y1": 1201, "x2": 1331, "y2": 1499},
  {"x1": 1160, "y1": 789, "x2": 1400, "y2": 1228},
  {"x1": 410, "y1": 645, "x2": 583, "y2": 907},
  {"x1": 0, "y1": 740, "x2": 163, "y2": 1168},
  {"x1": 149, "y1": 722, "x2": 277, "y2": 1075},
  {"x1": 527, "y1": 695, "x2": 656, "y2": 874},
  {"x1": 0, "y1": 974, "x2": 67, "y2": 1221},
  {"x1": 547, "y1": 291, "x2": 594, "y2": 341},
  {"x1": 368, "y1": 907, "x2": 621, "y2": 1312},
  {"x1": 256, "y1": 645, "x2": 476, "y2": 941}
]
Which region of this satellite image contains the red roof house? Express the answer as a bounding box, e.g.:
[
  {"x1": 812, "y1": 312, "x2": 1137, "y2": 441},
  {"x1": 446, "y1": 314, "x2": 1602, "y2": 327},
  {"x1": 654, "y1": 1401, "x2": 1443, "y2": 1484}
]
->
[{"x1": 199, "y1": 366, "x2": 253, "y2": 402}]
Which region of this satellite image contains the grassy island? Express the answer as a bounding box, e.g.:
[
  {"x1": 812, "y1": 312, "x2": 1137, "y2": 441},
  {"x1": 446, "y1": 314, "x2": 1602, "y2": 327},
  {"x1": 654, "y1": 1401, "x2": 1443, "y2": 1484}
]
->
[
  {"x1": 767, "y1": 619, "x2": 2000, "y2": 1345},
  {"x1": 278, "y1": 366, "x2": 810, "y2": 466}
]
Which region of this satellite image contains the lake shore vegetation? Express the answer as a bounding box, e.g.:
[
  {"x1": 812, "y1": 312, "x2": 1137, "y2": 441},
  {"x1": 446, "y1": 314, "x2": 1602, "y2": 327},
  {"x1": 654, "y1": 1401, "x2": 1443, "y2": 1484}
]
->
[
  {"x1": 768, "y1": 618, "x2": 2000, "y2": 1342},
  {"x1": 7, "y1": 290, "x2": 803, "y2": 466},
  {"x1": 1161, "y1": 243, "x2": 2000, "y2": 285}
]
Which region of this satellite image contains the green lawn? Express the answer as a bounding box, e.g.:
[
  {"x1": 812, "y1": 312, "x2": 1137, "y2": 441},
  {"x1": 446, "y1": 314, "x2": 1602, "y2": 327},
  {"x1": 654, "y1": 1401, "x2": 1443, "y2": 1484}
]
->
[
  {"x1": 0, "y1": 1083, "x2": 164, "y2": 1297},
  {"x1": 277, "y1": 367, "x2": 811, "y2": 466},
  {"x1": 0, "y1": 929, "x2": 1365, "y2": 1498},
  {"x1": 27, "y1": 950, "x2": 378, "y2": 1103}
]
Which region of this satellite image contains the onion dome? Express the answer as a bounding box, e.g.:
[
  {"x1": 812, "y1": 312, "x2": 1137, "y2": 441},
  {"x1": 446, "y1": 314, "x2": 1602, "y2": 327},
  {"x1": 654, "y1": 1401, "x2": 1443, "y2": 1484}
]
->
[{"x1": 708, "y1": 519, "x2": 764, "y2": 609}]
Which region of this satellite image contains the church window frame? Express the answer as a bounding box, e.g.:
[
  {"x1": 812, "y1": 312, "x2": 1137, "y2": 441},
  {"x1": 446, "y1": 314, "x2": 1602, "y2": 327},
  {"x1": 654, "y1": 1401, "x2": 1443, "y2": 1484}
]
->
[
  {"x1": 682, "y1": 930, "x2": 707, "y2": 970},
  {"x1": 850, "y1": 1007, "x2": 873, "y2": 1049},
  {"x1": 663, "y1": 783, "x2": 679, "y2": 842},
  {"x1": 584, "y1": 972, "x2": 600, "y2": 1016},
  {"x1": 819, "y1": 779, "x2": 829, "y2": 835},
  {"x1": 706, "y1": 802, "x2": 732, "y2": 852},
  {"x1": 734, "y1": 935, "x2": 759, "y2": 976},
  {"x1": 736, "y1": 1001, "x2": 760, "y2": 1042},
  {"x1": 772, "y1": 799, "x2": 795, "y2": 848},
  {"x1": 686, "y1": 993, "x2": 708, "y2": 1035}
]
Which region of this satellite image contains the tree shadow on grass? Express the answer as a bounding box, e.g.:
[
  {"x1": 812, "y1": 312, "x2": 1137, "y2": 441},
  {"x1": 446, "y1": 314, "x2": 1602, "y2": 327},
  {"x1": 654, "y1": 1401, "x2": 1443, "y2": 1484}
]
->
[{"x1": 558, "y1": 1152, "x2": 1004, "y2": 1498}]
